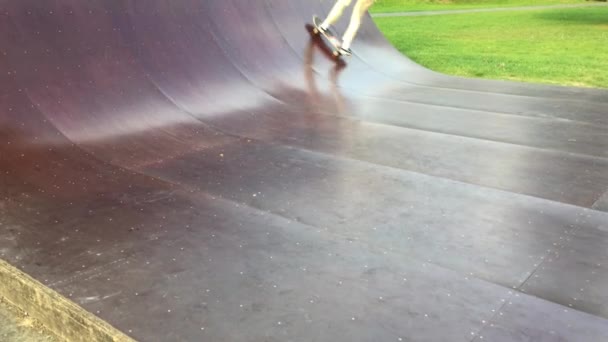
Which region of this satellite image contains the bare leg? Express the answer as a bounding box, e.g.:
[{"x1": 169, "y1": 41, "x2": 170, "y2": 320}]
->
[
  {"x1": 341, "y1": 0, "x2": 374, "y2": 50},
  {"x1": 321, "y1": 0, "x2": 353, "y2": 29}
]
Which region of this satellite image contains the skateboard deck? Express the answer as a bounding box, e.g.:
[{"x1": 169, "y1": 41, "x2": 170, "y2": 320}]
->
[{"x1": 311, "y1": 15, "x2": 344, "y2": 58}]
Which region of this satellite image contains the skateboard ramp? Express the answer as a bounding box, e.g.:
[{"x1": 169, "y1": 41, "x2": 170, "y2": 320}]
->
[{"x1": 2, "y1": 1, "x2": 608, "y2": 341}]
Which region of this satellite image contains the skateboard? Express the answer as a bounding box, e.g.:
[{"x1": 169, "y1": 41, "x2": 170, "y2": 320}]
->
[{"x1": 311, "y1": 15, "x2": 346, "y2": 58}]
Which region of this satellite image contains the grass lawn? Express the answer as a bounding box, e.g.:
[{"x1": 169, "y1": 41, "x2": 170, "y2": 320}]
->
[
  {"x1": 374, "y1": 6, "x2": 608, "y2": 88},
  {"x1": 371, "y1": 0, "x2": 589, "y2": 13}
]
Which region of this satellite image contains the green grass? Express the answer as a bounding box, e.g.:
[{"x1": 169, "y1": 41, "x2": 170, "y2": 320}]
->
[
  {"x1": 372, "y1": 0, "x2": 588, "y2": 13},
  {"x1": 374, "y1": 6, "x2": 608, "y2": 88}
]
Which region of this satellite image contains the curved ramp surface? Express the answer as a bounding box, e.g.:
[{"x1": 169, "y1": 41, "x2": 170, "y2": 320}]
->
[{"x1": 2, "y1": 1, "x2": 608, "y2": 341}]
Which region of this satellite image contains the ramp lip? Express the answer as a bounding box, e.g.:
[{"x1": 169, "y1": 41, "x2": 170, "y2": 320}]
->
[{"x1": 0, "y1": 259, "x2": 134, "y2": 342}]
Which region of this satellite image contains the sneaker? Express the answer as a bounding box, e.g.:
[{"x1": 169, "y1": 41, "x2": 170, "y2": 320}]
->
[{"x1": 338, "y1": 46, "x2": 352, "y2": 56}]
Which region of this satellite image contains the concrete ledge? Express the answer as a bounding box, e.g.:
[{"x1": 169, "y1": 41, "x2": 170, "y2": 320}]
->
[{"x1": 0, "y1": 259, "x2": 134, "y2": 342}]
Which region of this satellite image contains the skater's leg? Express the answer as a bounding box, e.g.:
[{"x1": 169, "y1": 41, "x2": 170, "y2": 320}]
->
[
  {"x1": 321, "y1": 0, "x2": 353, "y2": 30},
  {"x1": 341, "y1": 0, "x2": 374, "y2": 50}
]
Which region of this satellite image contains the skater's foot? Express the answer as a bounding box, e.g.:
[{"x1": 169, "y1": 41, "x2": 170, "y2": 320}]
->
[
  {"x1": 318, "y1": 23, "x2": 330, "y2": 34},
  {"x1": 338, "y1": 46, "x2": 352, "y2": 56}
]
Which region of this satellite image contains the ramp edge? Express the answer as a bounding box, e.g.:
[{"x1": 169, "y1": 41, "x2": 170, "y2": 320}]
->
[{"x1": 0, "y1": 259, "x2": 134, "y2": 342}]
